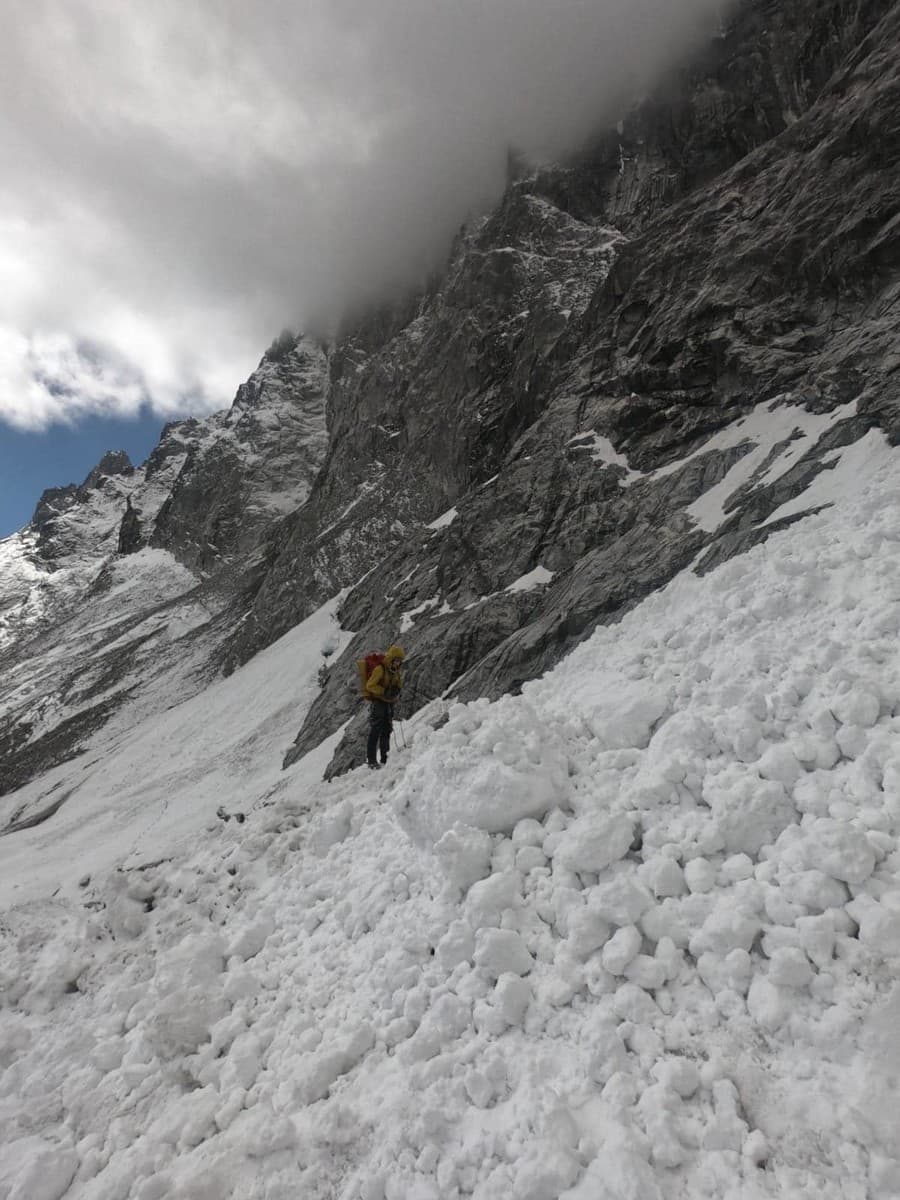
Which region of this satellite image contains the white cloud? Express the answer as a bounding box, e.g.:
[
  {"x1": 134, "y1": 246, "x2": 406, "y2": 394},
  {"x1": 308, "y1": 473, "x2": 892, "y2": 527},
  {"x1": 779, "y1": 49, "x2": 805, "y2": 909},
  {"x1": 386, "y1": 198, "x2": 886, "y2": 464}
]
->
[{"x1": 0, "y1": 0, "x2": 731, "y2": 431}]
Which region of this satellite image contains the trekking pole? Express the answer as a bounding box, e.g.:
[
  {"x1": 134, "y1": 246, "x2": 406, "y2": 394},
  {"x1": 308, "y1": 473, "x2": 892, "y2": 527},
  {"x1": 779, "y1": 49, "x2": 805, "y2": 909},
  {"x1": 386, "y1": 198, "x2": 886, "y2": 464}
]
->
[{"x1": 397, "y1": 719, "x2": 407, "y2": 749}]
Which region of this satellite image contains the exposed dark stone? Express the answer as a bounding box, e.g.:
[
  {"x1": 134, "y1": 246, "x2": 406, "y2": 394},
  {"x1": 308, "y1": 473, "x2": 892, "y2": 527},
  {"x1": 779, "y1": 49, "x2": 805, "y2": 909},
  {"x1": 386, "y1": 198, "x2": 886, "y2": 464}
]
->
[
  {"x1": 81, "y1": 450, "x2": 134, "y2": 492},
  {"x1": 117, "y1": 496, "x2": 143, "y2": 556}
]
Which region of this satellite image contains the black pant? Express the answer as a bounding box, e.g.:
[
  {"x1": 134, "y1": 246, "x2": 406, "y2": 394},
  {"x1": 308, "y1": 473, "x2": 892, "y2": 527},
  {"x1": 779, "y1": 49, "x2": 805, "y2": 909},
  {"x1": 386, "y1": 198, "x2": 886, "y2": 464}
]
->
[{"x1": 367, "y1": 700, "x2": 393, "y2": 764}]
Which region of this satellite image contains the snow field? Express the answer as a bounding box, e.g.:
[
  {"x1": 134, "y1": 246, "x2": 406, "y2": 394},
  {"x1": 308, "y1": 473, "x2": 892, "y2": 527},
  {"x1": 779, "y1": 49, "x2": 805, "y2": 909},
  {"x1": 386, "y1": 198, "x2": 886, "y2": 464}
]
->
[
  {"x1": 3, "y1": 438, "x2": 900, "y2": 1197},
  {"x1": 0, "y1": 594, "x2": 352, "y2": 907}
]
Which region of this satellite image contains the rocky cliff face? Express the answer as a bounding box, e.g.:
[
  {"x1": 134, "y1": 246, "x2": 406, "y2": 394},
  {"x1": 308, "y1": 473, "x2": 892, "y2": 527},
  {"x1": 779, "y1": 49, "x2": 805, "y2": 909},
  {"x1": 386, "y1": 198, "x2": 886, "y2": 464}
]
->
[
  {"x1": 2, "y1": 0, "x2": 899, "y2": 800},
  {"x1": 270, "y1": 0, "x2": 900, "y2": 776}
]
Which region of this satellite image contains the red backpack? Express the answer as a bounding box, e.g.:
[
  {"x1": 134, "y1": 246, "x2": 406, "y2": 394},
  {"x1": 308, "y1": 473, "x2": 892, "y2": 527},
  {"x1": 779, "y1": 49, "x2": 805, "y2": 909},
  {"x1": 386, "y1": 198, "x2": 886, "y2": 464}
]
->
[{"x1": 356, "y1": 652, "x2": 385, "y2": 697}]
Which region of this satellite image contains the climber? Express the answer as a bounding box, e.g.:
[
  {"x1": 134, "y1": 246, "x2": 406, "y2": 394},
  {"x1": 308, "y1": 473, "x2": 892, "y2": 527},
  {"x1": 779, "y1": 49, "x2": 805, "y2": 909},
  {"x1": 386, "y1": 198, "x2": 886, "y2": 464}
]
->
[{"x1": 364, "y1": 644, "x2": 405, "y2": 769}]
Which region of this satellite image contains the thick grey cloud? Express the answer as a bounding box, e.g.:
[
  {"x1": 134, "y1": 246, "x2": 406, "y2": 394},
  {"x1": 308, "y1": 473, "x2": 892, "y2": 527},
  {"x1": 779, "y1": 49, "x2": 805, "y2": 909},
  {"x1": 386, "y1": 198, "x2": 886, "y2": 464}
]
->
[{"x1": 0, "y1": 0, "x2": 730, "y2": 429}]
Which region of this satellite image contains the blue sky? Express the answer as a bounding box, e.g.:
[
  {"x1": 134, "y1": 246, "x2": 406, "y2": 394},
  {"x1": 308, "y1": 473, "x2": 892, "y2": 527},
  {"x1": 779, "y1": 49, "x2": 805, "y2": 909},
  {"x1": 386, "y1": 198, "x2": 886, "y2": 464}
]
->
[{"x1": 0, "y1": 411, "x2": 168, "y2": 538}]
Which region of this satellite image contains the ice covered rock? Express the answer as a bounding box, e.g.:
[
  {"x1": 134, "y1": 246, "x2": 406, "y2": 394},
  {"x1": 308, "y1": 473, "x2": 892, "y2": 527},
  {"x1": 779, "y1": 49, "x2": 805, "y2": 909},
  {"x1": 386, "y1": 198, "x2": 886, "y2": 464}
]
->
[{"x1": 552, "y1": 813, "x2": 634, "y2": 875}]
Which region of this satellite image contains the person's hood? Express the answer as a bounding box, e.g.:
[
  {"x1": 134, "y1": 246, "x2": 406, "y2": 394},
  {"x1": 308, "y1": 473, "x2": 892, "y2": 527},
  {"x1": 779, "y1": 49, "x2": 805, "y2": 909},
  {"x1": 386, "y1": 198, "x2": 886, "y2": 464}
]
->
[{"x1": 384, "y1": 645, "x2": 405, "y2": 664}]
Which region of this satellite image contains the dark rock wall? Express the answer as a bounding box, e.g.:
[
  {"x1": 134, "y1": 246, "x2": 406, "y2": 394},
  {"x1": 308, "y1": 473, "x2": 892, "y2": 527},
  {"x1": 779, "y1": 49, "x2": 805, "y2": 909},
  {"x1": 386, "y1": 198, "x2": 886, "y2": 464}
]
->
[{"x1": 277, "y1": 0, "x2": 900, "y2": 777}]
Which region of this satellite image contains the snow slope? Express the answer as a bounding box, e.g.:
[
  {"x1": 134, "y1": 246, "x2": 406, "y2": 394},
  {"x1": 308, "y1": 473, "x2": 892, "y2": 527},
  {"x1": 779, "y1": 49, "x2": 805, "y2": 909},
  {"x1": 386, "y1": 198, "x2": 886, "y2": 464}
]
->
[{"x1": 3, "y1": 432, "x2": 900, "y2": 1199}]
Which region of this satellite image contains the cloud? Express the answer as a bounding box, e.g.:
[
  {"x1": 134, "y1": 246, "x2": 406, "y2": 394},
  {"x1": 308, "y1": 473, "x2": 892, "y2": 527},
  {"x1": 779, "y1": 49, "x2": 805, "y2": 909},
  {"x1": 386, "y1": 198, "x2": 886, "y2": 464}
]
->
[{"x1": 0, "y1": 0, "x2": 730, "y2": 431}]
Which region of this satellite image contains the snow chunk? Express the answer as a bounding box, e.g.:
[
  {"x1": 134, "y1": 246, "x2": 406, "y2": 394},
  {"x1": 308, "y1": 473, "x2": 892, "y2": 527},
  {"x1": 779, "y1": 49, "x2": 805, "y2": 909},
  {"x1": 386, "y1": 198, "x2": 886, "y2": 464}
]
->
[
  {"x1": 396, "y1": 701, "x2": 569, "y2": 842},
  {"x1": 767, "y1": 946, "x2": 814, "y2": 988},
  {"x1": 433, "y1": 822, "x2": 493, "y2": 892},
  {"x1": 227, "y1": 911, "x2": 275, "y2": 960},
  {"x1": 465, "y1": 870, "x2": 522, "y2": 928},
  {"x1": 552, "y1": 813, "x2": 634, "y2": 875},
  {"x1": 747, "y1": 977, "x2": 788, "y2": 1031},
  {"x1": 582, "y1": 687, "x2": 670, "y2": 751},
  {"x1": 588, "y1": 873, "x2": 653, "y2": 925},
  {"x1": 832, "y1": 686, "x2": 881, "y2": 729},
  {"x1": 778, "y1": 818, "x2": 876, "y2": 884},
  {"x1": 601, "y1": 925, "x2": 643, "y2": 975},
  {"x1": 703, "y1": 770, "x2": 797, "y2": 855},
  {"x1": 846, "y1": 894, "x2": 900, "y2": 958},
  {"x1": 684, "y1": 858, "x2": 717, "y2": 894},
  {"x1": 689, "y1": 906, "x2": 761, "y2": 958},
  {"x1": 494, "y1": 973, "x2": 531, "y2": 1025},
  {"x1": 474, "y1": 928, "x2": 534, "y2": 977},
  {"x1": 6, "y1": 1143, "x2": 77, "y2": 1200},
  {"x1": 505, "y1": 564, "x2": 554, "y2": 593},
  {"x1": 427, "y1": 506, "x2": 458, "y2": 530}
]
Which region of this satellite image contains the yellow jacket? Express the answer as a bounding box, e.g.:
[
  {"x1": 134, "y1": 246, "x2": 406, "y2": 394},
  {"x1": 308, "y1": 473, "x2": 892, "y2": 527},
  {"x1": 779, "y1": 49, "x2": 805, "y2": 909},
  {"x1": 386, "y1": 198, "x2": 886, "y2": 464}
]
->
[{"x1": 365, "y1": 645, "x2": 405, "y2": 702}]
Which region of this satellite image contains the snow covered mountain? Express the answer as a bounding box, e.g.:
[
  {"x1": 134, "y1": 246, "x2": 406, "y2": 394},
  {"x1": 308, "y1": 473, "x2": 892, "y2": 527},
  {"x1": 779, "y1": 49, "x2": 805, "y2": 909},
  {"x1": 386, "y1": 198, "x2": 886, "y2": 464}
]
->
[
  {"x1": 0, "y1": 336, "x2": 327, "y2": 798},
  {"x1": 3, "y1": 0, "x2": 900, "y2": 1196}
]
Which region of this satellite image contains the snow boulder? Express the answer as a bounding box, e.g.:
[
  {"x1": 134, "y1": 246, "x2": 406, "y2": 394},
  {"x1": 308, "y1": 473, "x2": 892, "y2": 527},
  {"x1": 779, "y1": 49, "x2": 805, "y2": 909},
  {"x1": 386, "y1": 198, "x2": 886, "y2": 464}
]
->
[
  {"x1": 395, "y1": 699, "x2": 569, "y2": 843},
  {"x1": 580, "y1": 685, "x2": 671, "y2": 751},
  {"x1": 551, "y1": 813, "x2": 635, "y2": 876},
  {"x1": 702, "y1": 767, "x2": 797, "y2": 855},
  {"x1": 776, "y1": 818, "x2": 876, "y2": 885}
]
